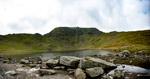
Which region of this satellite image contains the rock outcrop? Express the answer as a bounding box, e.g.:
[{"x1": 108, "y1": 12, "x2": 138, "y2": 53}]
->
[{"x1": 60, "y1": 56, "x2": 81, "y2": 68}]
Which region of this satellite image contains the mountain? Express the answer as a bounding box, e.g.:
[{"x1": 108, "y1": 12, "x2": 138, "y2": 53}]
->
[{"x1": 0, "y1": 27, "x2": 150, "y2": 54}]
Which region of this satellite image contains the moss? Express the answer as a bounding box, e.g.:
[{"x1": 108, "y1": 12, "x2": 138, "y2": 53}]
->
[{"x1": 84, "y1": 57, "x2": 94, "y2": 62}]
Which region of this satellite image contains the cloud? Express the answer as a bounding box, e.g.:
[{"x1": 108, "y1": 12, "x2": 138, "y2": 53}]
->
[{"x1": 0, "y1": 0, "x2": 149, "y2": 35}]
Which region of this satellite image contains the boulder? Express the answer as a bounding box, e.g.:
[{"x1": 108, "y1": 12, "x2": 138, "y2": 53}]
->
[
  {"x1": 5, "y1": 71, "x2": 17, "y2": 76},
  {"x1": 74, "y1": 68, "x2": 86, "y2": 79},
  {"x1": 38, "y1": 69, "x2": 56, "y2": 76},
  {"x1": 85, "y1": 67, "x2": 104, "y2": 77},
  {"x1": 40, "y1": 62, "x2": 48, "y2": 69},
  {"x1": 118, "y1": 53, "x2": 124, "y2": 57},
  {"x1": 60, "y1": 56, "x2": 81, "y2": 68},
  {"x1": 46, "y1": 59, "x2": 59, "y2": 67},
  {"x1": 20, "y1": 59, "x2": 29, "y2": 64},
  {"x1": 121, "y1": 50, "x2": 131, "y2": 56},
  {"x1": 137, "y1": 51, "x2": 143, "y2": 55},
  {"x1": 79, "y1": 57, "x2": 116, "y2": 69},
  {"x1": 36, "y1": 57, "x2": 42, "y2": 64}
]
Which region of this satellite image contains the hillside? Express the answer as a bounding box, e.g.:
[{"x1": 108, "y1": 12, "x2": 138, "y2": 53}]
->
[
  {"x1": 0, "y1": 27, "x2": 150, "y2": 54},
  {"x1": 92, "y1": 30, "x2": 150, "y2": 53}
]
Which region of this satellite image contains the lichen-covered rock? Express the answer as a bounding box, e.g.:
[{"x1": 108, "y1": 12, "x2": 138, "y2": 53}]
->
[
  {"x1": 85, "y1": 67, "x2": 104, "y2": 77},
  {"x1": 46, "y1": 59, "x2": 59, "y2": 67},
  {"x1": 60, "y1": 56, "x2": 81, "y2": 68},
  {"x1": 74, "y1": 68, "x2": 86, "y2": 79},
  {"x1": 79, "y1": 57, "x2": 116, "y2": 69}
]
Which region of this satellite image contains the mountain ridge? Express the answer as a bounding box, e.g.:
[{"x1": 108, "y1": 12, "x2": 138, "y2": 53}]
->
[{"x1": 0, "y1": 27, "x2": 150, "y2": 54}]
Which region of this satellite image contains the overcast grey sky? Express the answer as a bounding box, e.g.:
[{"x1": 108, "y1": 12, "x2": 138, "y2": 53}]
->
[{"x1": 0, "y1": 0, "x2": 150, "y2": 35}]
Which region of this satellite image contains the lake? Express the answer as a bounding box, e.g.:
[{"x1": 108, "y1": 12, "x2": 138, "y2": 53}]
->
[{"x1": 1, "y1": 50, "x2": 112, "y2": 60}]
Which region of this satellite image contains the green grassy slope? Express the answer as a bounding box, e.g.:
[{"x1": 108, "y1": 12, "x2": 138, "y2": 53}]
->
[
  {"x1": 92, "y1": 30, "x2": 150, "y2": 53},
  {"x1": 0, "y1": 27, "x2": 150, "y2": 54}
]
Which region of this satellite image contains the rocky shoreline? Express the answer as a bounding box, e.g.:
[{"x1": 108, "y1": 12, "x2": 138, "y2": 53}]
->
[{"x1": 0, "y1": 50, "x2": 150, "y2": 79}]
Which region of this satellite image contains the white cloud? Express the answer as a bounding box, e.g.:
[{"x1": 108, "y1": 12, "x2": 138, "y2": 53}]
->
[{"x1": 0, "y1": 0, "x2": 149, "y2": 35}]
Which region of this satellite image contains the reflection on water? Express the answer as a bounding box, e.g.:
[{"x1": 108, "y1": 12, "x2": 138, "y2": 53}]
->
[{"x1": 108, "y1": 64, "x2": 150, "y2": 79}]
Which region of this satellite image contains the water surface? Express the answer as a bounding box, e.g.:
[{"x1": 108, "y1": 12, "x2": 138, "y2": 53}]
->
[{"x1": 2, "y1": 50, "x2": 112, "y2": 60}]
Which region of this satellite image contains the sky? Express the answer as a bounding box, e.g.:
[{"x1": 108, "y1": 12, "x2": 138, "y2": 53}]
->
[{"x1": 0, "y1": 0, "x2": 150, "y2": 35}]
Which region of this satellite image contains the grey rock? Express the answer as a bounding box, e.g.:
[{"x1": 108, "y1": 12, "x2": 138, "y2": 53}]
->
[
  {"x1": 118, "y1": 53, "x2": 124, "y2": 57},
  {"x1": 112, "y1": 70, "x2": 125, "y2": 79},
  {"x1": 53, "y1": 66, "x2": 65, "y2": 70},
  {"x1": 20, "y1": 59, "x2": 29, "y2": 64},
  {"x1": 46, "y1": 59, "x2": 59, "y2": 67},
  {"x1": 79, "y1": 57, "x2": 117, "y2": 69},
  {"x1": 60, "y1": 56, "x2": 81, "y2": 68},
  {"x1": 74, "y1": 68, "x2": 86, "y2": 79},
  {"x1": 2, "y1": 60, "x2": 9, "y2": 63},
  {"x1": 38, "y1": 69, "x2": 56, "y2": 76},
  {"x1": 121, "y1": 50, "x2": 131, "y2": 56},
  {"x1": 5, "y1": 71, "x2": 17, "y2": 76},
  {"x1": 36, "y1": 57, "x2": 42, "y2": 64},
  {"x1": 29, "y1": 64, "x2": 37, "y2": 68},
  {"x1": 67, "y1": 69, "x2": 76, "y2": 74},
  {"x1": 40, "y1": 62, "x2": 48, "y2": 69},
  {"x1": 137, "y1": 51, "x2": 143, "y2": 55},
  {"x1": 0, "y1": 74, "x2": 3, "y2": 79},
  {"x1": 85, "y1": 67, "x2": 104, "y2": 77}
]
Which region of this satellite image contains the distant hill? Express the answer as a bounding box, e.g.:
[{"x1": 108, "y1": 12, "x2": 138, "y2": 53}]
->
[{"x1": 0, "y1": 27, "x2": 150, "y2": 54}]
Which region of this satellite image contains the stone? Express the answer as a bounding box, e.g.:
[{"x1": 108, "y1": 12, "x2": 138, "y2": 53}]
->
[
  {"x1": 29, "y1": 64, "x2": 37, "y2": 68},
  {"x1": 20, "y1": 59, "x2": 29, "y2": 64},
  {"x1": 40, "y1": 62, "x2": 48, "y2": 69},
  {"x1": 5, "y1": 71, "x2": 17, "y2": 76},
  {"x1": 137, "y1": 51, "x2": 143, "y2": 55},
  {"x1": 36, "y1": 57, "x2": 42, "y2": 64},
  {"x1": 2, "y1": 60, "x2": 9, "y2": 63},
  {"x1": 121, "y1": 50, "x2": 131, "y2": 56},
  {"x1": 0, "y1": 57, "x2": 4, "y2": 61},
  {"x1": 118, "y1": 53, "x2": 123, "y2": 57},
  {"x1": 38, "y1": 69, "x2": 56, "y2": 76},
  {"x1": 67, "y1": 69, "x2": 75, "y2": 74},
  {"x1": 53, "y1": 66, "x2": 65, "y2": 70},
  {"x1": 74, "y1": 68, "x2": 86, "y2": 79},
  {"x1": 85, "y1": 67, "x2": 104, "y2": 77},
  {"x1": 112, "y1": 70, "x2": 125, "y2": 79},
  {"x1": 60, "y1": 56, "x2": 81, "y2": 68},
  {"x1": 79, "y1": 57, "x2": 117, "y2": 69},
  {"x1": 46, "y1": 59, "x2": 59, "y2": 67}
]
